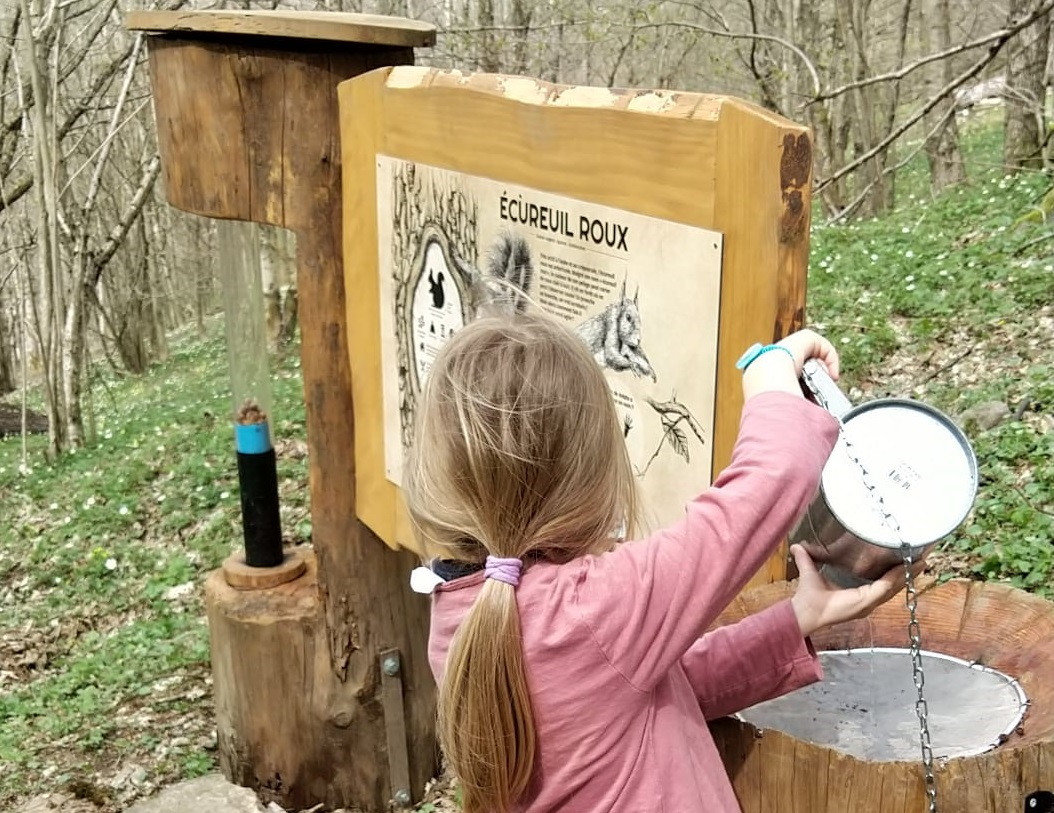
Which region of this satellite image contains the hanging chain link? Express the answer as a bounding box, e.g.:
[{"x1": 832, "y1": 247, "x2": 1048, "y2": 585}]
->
[{"x1": 801, "y1": 374, "x2": 939, "y2": 812}]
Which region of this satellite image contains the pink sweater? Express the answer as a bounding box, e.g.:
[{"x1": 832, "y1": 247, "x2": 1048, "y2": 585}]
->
[{"x1": 428, "y1": 391, "x2": 840, "y2": 812}]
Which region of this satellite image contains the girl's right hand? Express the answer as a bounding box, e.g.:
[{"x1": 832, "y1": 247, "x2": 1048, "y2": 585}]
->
[
  {"x1": 741, "y1": 329, "x2": 840, "y2": 400},
  {"x1": 776, "y1": 329, "x2": 840, "y2": 381}
]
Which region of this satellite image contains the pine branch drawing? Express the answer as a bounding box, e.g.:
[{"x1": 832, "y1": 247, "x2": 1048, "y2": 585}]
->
[{"x1": 636, "y1": 394, "x2": 707, "y2": 478}]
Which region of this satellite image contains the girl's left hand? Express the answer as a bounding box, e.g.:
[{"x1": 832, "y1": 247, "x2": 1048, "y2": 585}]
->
[{"x1": 789, "y1": 544, "x2": 923, "y2": 637}]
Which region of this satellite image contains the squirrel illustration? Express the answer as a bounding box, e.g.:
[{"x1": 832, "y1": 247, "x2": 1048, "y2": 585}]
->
[
  {"x1": 452, "y1": 231, "x2": 535, "y2": 315},
  {"x1": 427, "y1": 268, "x2": 446, "y2": 309},
  {"x1": 576, "y1": 280, "x2": 657, "y2": 382},
  {"x1": 451, "y1": 234, "x2": 655, "y2": 383}
]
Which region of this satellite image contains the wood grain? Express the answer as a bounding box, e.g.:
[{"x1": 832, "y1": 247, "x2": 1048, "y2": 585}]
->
[
  {"x1": 339, "y1": 66, "x2": 812, "y2": 591},
  {"x1": 710, "y1": 578, "x2": 1054, "y2": 811},
  {"x1": 141, "y1": 28, "x2": 436, "y2": 810},
  {"x1": 127, "y1": 10, "x2": 435, "y2": 48}
]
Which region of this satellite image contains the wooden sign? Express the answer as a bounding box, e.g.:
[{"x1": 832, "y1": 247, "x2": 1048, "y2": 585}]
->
[{"x1": 339, "y1": 67, "x2": 812, "y2": 587}]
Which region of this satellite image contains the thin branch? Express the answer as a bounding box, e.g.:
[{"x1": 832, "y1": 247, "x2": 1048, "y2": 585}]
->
[
  {"x1": 919, "y1": 346, "x2": 973, "y2": 385},
  {"x1": 1010, "y1": 483, "x2": 1054, "y2": 518},
  {"x1": 632, "y1": 21, "x2": 821, "y2": 97},
  {"x1": 817, "y1": 29, "x2": 1018, "y2": 194},
  {"x1": 810, "y1": 0, "x2": 1054, "y2": 106},
  {"x1": 0, "y1": 37, "x2": 138, "y2": 215},
  {"x1": 88, "y1": 154, "x2": 161, "y2": 285},
  {"x1": 644, "y1": 396, "x2": 707, "y2": 444},
  {"x1": 66, "y1": 36, "x2": 145, "y2": 203},
  {"x1": 1013, "y1": 230, "x2": 1054, "y2": 254},
  {"x1": 0, "y1": 173, "x2": 32, "y2": 214},
  {"x1": 830, "y1": 103, "x2": 958, "y2": 220},
  {"x1": 443, "y1": 21, "x2": 592, "y2": 33}
]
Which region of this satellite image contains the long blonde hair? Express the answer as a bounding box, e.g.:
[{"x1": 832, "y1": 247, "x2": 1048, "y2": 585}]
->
[{"x1": 405, "y1": 311, "x2": 639, "y2": 813}]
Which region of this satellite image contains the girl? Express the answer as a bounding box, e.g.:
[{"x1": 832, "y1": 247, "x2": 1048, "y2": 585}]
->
[{"x1": 406, "y1": 311, "x2": 910, "y2": 813}]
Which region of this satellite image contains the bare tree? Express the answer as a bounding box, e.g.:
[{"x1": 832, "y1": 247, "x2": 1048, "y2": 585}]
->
[
  {"x1": 922, "y1": 0, "x2": 966, "y2": 192},
  {"x1": 5, "y1": 0, "x2": 170, "y2": 452},
  {"x1": 1004, "y1": 0, "x2": 1050, "y2": 170}
]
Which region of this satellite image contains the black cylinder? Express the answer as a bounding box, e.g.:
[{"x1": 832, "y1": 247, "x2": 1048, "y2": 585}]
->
[{"x1": 236, "y1": 449, "x2": 284, "y2": 567}]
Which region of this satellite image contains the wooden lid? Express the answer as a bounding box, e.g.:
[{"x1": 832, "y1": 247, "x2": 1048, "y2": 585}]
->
[
  {"x1": 125, "y1": 9, "x2": 436, "y2": 48},
  {"x1": 221, "y1": 548, "x2": 308, "y2": 590}
]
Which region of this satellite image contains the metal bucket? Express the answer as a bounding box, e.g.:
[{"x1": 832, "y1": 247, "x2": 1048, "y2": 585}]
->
[{"x1": 789, "y1": 361, "x2": 979, "y2": 587}]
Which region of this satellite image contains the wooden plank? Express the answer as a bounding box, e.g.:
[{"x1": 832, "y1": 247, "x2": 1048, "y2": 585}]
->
[
  {"x1": 380, "y1": 650, "x2": 413, "y2": 807},
  {"x1": 127, "y1": 9, "x2": 436, "y2": 48},
  {"x1": 822, "y1": 750, "x2": 856, "y2": 813},
  {"x1": 339, "y1": 66, "x2": 810, "y2": 583},
  {"x1": 711, "y1": 101, "x2": 813, "y2": 589}
]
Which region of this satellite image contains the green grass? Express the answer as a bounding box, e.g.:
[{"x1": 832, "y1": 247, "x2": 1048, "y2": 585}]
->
[
  {"x1": 809, "y1": 111, "x2": 1053, "y2": 596},
  {"x1": 0, "y1": 112, "x2": 1052, "y2": 808},
  {"x1": 0, "y1": 325, "x2": 311, "y2": 806}
]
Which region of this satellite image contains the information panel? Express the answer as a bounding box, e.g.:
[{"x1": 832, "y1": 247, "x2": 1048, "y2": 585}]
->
[{"x1": 376, "y1": 155, "x2": 723, "y2": 528}]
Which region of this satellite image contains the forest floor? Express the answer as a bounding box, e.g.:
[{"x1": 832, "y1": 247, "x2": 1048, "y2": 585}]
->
[{"x1": 1, "y1": 113, "x2": 1051, "y2": 811}]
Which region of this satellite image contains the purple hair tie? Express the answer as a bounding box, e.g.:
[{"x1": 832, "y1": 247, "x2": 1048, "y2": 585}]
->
[{"x1": 484, "y1": 556, "x2": 523, "y2": 587}]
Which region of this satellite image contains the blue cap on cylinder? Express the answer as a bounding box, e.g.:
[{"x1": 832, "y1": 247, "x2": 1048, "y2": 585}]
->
[{"x1": 235, "y1": 422, "x2": 272, "y2": 454}]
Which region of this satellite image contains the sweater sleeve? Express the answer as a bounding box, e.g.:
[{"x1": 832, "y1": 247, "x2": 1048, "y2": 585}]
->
[
  {"x1": 681, "y1": 599, "x2": 822, "y2": 720},
  {"x1": 570, "y1": 391, "x2": 839, "y2": 692}
]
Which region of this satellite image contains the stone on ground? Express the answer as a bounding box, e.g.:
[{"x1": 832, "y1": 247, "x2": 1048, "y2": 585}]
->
[
  {"x1": 16, "y1": 793, "x2": 98, "y2": 813},
  {"x1": 124, "y1": 774, "x2": 266, "y2": 813}
]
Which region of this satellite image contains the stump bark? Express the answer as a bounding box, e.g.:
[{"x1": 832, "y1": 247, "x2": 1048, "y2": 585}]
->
[{"x1": 709, "y1": 578, "x2": 1054, "y2": 812}]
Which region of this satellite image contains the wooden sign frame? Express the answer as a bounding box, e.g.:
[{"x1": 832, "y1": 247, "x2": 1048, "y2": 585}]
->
[{"x1": 339, "y1": 67, "x2": 812, "y2": 587}]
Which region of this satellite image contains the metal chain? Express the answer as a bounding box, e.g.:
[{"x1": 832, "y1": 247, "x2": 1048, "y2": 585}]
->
[{"x1": 802, "y1": 375, "x2": 939, "y2": 812}]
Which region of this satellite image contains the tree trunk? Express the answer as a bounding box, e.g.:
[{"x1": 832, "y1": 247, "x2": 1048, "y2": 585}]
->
[
  {"x1": 1004, "y1": 0, "x2": 1051, "y2": 170},
  {"x1": 924, "y1": 0, "x2": 967, "y2": 192},
  {"x1": 143, "y1": 214, "x2": 169, "y2": 363},
  {"x1": 838, "y1": 0, "x2": 894, "y2": 217},
  {"x1": 477, "y1": 0, "x2": 500, "y2": 73},
  {"x1": 60, "y1": 279, "x2": 86, "y2": 448},
  {"x1": 17, "y1": 0, "x2": 65, "y2": 455},
  {"x1": 112, "y1": 249, "x2": 151, "y2": 375},
  {"x1": 510, "y1": 0, "x2": 530, "y2": 75},
  {"x1": 261, "y1": 226, "x2": 297, "y2": 347},
  {"x1": 0, "y1": 301, "x2": 15, "y2": 395}
]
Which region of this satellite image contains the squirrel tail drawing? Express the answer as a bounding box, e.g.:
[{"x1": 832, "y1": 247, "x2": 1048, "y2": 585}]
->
[{"x1": 483, "y1": 231, "x2": 534, "y2": 314}]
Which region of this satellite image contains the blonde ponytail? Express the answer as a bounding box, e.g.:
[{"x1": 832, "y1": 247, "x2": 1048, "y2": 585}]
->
[{"x1": 438, "y1": 579, "x2": 535, "y2": 813}]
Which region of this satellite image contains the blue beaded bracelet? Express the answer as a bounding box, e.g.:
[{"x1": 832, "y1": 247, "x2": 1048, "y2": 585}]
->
[{"x1": 735, "y1": 342, "x2": 796, "y2": 371}]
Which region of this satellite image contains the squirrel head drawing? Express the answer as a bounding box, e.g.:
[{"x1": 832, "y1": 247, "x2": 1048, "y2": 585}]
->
[{"x1": 617, "y1": 280, "x2": 642, "y2": 348}]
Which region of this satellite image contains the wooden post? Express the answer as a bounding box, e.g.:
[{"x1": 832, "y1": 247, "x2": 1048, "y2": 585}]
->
[{"x1": 125, "y1": 12, "x2": 438, "y2": 810}]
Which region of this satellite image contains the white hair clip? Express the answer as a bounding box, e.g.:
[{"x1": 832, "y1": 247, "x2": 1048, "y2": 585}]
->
[{"x1": 410, "y1": 566, "x2": 446, "y2": 594}]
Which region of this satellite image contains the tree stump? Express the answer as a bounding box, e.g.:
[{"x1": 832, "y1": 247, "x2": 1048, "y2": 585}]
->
[{"x1": 709, "y1": 578, "x2": 1054, "y2": 812}]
